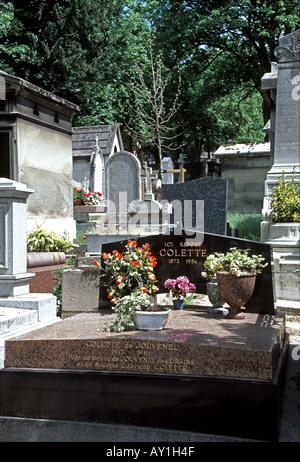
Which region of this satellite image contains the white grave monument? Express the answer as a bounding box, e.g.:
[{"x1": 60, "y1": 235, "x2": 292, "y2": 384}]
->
[{"x1": 0, "y1": 178, "x2": 57, "y2": 322}]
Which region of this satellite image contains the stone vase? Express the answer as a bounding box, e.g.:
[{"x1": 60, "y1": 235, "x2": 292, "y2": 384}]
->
[
  {"x1": 173, "y1": 299, "x2": 184, "y2": 310},
  {"x1": 206, "y1": 278, "x2": 225, "y2": 308},
  {"x1": 216, "y1": 272, "x2": 257, "y2": 319},
  {"x1": 134, "y1": 309, "x2": 171, "y2": 331}
]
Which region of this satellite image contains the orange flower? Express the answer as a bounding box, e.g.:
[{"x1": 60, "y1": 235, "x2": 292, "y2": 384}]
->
[
  {"x1": 130, "y1": 260, "x2": 135, "y2": 266},
  {"x1": 135, "y1": 261, "x2": 140, "y2": 267},
  {"x1": 144, "y1": 243, "x2": 150, "y2": 250},
  {"x1": 145, "y1": 252, "x2": 151, "y2": 258},
  {"x1": 93, "y1": 260, "x2": 99, "y2": 266},
  {"x1": 101, "y1": 253, "x2": 108, "y2": 259},
  {"x1": 112, "y1": 250, "x2": 118, "y2": 257},
  {"x1": 107, "y1": 292, "x2": 114, "y2": 299},
  {"x1": 148, "y1": 273, "x2": 156, "y2": 280},
  {"x1": 140, "y1": 287, "x2": 147, "y2": 293},
  {"x1": 148, "y1": 260, "x2": 157, "y2": 267},
  {"x1": 128, "y1": 240, "x2": 137, "y2": 247},
  {"x1": 118, "y1": 253, "x2": 123, "y2": 260}
]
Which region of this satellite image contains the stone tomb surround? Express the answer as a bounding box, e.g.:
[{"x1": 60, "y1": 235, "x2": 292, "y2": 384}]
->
[{"x1": 2, "y1": 231, "x2": 287, "y2": 441}]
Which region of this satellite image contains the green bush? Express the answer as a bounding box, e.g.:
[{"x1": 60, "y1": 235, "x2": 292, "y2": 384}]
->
[
  {"x1": 227, "y1": 213, "x2": 261, "y2": 241},
  {"x1": 27, "y1": 228, "x2": 74, "y2": 252},
  {"x1": 271, "y1": 171, "x2": 300, "y2": 223}
]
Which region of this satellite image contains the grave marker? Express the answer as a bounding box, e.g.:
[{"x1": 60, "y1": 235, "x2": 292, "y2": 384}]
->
[
  {"x1": 101, "y1": 230, "x2": 275, "y2": 315},
  {"x1": 162, "y1": 177, "x2": 228, "y2": 235},
  {"x1": 105, "y1": 150, "x2": 141, "y2": 224}
]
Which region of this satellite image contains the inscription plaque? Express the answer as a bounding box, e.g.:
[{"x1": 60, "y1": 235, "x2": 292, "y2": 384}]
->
[{"x1": 4, "y1": 311, "x2": 286, "y2": 381}]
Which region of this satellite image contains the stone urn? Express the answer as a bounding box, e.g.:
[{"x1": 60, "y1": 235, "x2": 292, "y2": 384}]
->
[
  {"x1": 216, "y1": 272, "x2": 256, "y2": 319},
  {"x1": 206, "y1": 277, "x2": 225, "y2": 309}
]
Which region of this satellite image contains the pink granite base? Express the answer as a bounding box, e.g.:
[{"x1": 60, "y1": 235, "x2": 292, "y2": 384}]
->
[
  {"x1": 4, "y1": 308, "x2": 286, "y2": 381},
  {"x1": 28, "y1": 264, "x2": 73, "y2": 293}
]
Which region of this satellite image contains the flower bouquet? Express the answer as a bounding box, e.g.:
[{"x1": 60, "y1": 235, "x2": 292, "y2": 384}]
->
[
  {"x1": 164, "y1": 276, "x2": 196, "y2": 310},
  {"x1": 94, "y1": 240, "x2": 159, "y2": 331}
]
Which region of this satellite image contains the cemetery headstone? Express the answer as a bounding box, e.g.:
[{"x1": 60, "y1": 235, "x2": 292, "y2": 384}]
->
[
  {"x1": 101, "y1": 229, "x2": 275, "y2": 315},
  {"x1": 105, "y1": 150, "x2": 141, "y2": 219},
  {"x1": 162, "y1": 177, "x2": 228, "y2": 235},
  {"x1": 162, "y1": 157, "x2": 174, "y2": 184}
]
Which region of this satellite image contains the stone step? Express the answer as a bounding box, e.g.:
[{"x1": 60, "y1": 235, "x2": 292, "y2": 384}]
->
[
  {"x1": 0, "y1": 307, "x2": 61, "y2": 369},
  {"x1": 0, "y1": 307, "x2": 38, "y2": 336}
]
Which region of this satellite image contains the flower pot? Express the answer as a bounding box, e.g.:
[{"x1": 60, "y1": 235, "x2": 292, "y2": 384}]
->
[
  {"x1": 173, "y1": 299, "x2": 184, "y2": 310},
  {"x1": 207, "y1": 277, "x2": 225, "y2": 308},
  {"x1": 74, "y1": 199, "x2": 83, "y2": 206},
  {"x1": 134, "y1": 309, "x2": 171, "y2": 331},
  {"x1": 216, "y1": 271, "x2": 256, "y2": 319}
]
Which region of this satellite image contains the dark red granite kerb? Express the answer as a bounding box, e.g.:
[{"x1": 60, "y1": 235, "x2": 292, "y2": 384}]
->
[{"x1": 4, "y1": 308, "x2": 286, "y2": 381}]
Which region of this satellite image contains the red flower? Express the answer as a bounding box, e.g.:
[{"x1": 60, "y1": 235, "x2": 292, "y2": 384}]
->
[
  {"x1": 140, "y1": 287, "x2": 147, "y2": 293},
  {"x1": 135, "y1": 261, "x2": 140, "y2": 267},
  {"x1": 112, "y1": 250, "x2": 118, "y2": 257},
  {"x1": 144, "y1": 243, "x2": 150, "y2": 250},
  {"x1": 130, "y1": 260, "x2": 135, "y2": 266},
  {"x1": 93, "y1": 260, "x2": 99, "y2": 266},
  {"x1": 118, "y1": 253, "x2": 123, "y2": 260}
]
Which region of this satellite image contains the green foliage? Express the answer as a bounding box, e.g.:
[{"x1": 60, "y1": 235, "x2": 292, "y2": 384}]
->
[
  {"x1": 104, "y1": 291, "x2": 151, "y2": 332},
  {"x1": 1, "y1": 0, "x2": 300, "y2": 156},
  {"x1": 27, "y1": 228, "x2": 74, "y2": 252},
  {"x1": 271, "y1": 171, "x2": 300, "y2": 223},
  {"x1": 50, "y1": 268, "x2": 64, "y2": 317},
  {"x1": 227, "y1": 213, "x2": 262, "y2": 241},
  {"x1": 202, "y1": 247, "x2": 268, "y2": 278}
]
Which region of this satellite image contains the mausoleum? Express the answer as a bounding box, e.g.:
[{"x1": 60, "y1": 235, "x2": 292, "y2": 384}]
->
[
  {"x1": 214, "y1": 141, "x2": 271, "y2": 212},
  {"x1": 0, "y1": 70, "x2": 80, "y2": 239}
]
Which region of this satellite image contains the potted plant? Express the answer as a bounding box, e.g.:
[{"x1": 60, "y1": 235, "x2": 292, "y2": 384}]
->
[
  {"x1": 203, "y1": 247, "x2": 268, "y2": 319},
  {"x1": 27, "y1": 227, "x2": 74, "y2": 268},
  {"x1": 94, "y1": 240, "x2": 170, "y2": 332},
  {"x1": 164, "y1": 276, "x2": 196, "y2": 310}
]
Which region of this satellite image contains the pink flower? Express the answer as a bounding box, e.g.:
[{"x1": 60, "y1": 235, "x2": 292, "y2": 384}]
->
[
  {"x1": 189, "y1": 283, "x2": 196, "y2": 293},
  {"x1": 164, "y1": 279, "x2": 176, "y2": 290}
]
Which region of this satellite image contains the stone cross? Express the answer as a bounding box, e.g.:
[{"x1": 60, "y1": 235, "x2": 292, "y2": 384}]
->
[{"x1": 141, "y1": 162, "x2": 158, "y2": 201}]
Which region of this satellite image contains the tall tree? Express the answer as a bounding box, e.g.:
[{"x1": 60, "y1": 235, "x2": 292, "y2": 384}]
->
[{"x1": 129, "y1": 38, "x2": 182, "y2": 177}]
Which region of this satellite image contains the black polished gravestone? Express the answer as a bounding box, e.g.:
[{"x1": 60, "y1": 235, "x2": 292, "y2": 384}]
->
[
  {"x1": 162, "y1": 177, "x2": 228, "y2": 235},
  {"x1": 101, "y1": 229, "x2": 275, "y2": 315}
]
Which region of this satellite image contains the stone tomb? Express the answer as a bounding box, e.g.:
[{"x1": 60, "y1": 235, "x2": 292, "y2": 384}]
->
[
  {"x1": 1, "y1": 309, "x2": 288, "y2": 441},
  {"x1": 0, "y1": 230, "x2": 288, "y2": 441}
]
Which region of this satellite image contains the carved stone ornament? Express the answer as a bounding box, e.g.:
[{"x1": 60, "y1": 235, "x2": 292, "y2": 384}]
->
[{"x1": 274, "y1": 29, "x2": 300, "y2": 63}]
